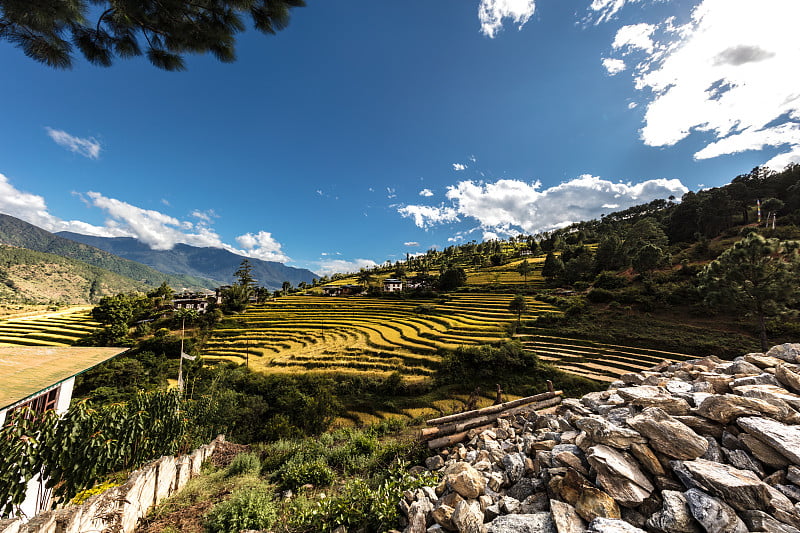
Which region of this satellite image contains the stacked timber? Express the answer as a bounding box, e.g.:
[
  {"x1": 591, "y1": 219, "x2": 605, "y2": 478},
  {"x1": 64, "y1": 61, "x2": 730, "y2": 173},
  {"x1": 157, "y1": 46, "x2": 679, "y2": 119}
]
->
[
  {"x1": 399, "y1": 343, "x2": 800, "y2": 533},
  {"x1": 421, "y1": 388, "x2": 564, "y2": 449}
]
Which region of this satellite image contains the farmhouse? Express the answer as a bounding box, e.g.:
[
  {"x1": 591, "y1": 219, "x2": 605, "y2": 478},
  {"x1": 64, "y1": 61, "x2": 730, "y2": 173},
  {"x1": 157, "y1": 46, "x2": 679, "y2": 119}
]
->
[
  {"x1": 383, "y1": 278, "x2": 403, "y2": 292},
  {"x1": 321, "y1": 284, "x2": 364, "y2": 297},
  {"x1": 172, "y1": 290, "x2": 216, "y2": 313},
  {"x1": 0, "y1": 346, "x2": 128, "y2": 518}
]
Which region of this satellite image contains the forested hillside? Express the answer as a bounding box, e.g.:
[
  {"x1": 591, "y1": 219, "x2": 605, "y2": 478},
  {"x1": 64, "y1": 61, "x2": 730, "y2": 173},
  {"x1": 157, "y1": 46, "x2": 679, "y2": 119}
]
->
[{"x1": 0, "y1": 245, "x2": 149, "y2": 304}]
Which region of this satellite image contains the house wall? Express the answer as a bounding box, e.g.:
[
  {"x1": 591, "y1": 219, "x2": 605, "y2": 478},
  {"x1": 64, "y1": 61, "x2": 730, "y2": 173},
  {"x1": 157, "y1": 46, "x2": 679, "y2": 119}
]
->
[{"x1": 1, "y1": 378, "x2": 75, "y2": 519}]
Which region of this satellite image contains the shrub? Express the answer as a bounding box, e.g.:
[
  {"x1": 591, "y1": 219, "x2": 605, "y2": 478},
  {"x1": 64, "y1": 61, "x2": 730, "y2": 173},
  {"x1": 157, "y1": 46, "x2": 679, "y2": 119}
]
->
[
  {"x1": 226, "y1": 452, "x2": 261, "y2": 477},
  {"x1": 413, "y1": 304, "x2": 437, "y2": 315},
  {"x1": 276, "y1": 456, "x2": 335, "y2": 490},
  {"x1": 205, "y1": 487, "x2": 277, "y2": 533},
  {"x1": 587, "y1": 288, "x2": 615, "y2": 303},
  {"x1": 593, "y1": 271, "x2": 627, "y2": 290}
]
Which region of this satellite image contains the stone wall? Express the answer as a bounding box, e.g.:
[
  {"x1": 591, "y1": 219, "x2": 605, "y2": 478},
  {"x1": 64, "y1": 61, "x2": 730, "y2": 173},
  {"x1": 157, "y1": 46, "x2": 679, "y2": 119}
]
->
[{"x1": 0, "y1": 436, "x2": 223, "y2": 533}]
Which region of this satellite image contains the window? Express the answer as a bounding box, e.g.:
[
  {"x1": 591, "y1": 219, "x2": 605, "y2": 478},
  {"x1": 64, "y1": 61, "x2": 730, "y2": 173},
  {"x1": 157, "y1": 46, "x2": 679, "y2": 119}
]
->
[{"x1": 9, "y1": 387, "x2": 60, "y2": 419}]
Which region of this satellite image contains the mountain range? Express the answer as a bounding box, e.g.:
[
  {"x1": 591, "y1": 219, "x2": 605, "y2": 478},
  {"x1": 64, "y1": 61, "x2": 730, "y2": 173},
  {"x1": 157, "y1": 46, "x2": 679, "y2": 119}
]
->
[{"x1": 58, "y1": 232, "x2": 317, "y2": 289}]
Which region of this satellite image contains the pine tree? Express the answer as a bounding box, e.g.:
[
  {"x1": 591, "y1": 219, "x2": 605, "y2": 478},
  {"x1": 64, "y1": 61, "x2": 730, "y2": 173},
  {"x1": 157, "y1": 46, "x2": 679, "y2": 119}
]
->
[
  {"x1": 699, "y1": 233, "x2": 800, "y2": 351},
  {"x1": 0, "y1": 0, "x2": 305, "y2": 71}
]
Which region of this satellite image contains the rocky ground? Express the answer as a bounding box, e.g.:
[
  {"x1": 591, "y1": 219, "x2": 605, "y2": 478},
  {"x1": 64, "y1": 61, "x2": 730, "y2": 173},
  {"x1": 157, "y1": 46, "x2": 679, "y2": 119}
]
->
[{"x1": 400, "y1": 343, "x2": 800, "y2": 533}]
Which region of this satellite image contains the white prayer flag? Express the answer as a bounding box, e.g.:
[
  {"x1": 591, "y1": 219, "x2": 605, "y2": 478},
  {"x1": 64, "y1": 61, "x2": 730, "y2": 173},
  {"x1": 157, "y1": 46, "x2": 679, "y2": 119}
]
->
[{"x1": 181, "y1": 352, "x2": 197, "y2": 361}]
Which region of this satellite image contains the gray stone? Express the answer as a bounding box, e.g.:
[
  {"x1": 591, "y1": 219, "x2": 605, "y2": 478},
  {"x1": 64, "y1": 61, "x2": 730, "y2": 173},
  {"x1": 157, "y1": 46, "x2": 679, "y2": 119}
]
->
[
  {"x1": 672, "y1": 416, "x2": 724, "y2": 438},
  {"x1": 446, "y1": 463, "x2": 487, "y2": 499},
  {"x1": 683, "y1": 488, "x2": 747, "y2": 533},
  {"x1": 741, "y1": 510, "x2": 800, "y2": 533},
  {"x1": 452, "y1": 500, "x2": 484, "y2": 533},
  {"x1": 777, "y1": 484, "x2": 800, "y2": 503},
  {"x1": 678, "y1": 458, "x2": 794, "y2": 514},
  {"x1": 502, "y1": 453, "x2": 526, "y2": 484},
  {"x1": 586, "y1": 445, "x2": 654, "y2": 507},
  {"x1": 485, "y1": 513, "x2": 556, "y2": 533},
  {"x1": 574, "y1": 417, "x2": 646, "y2": 449},
  {"x1": 738, "y1": 416, "x2": 800, "y2": 464},
  {"x1": 732, "y1": 373, "x2": 782, "y2": 388},
  {"x1": 427, "y1": 455, "x2": 446, "y2": 471},
  {"x1": 733, "y1": 383, "x2": 800, "y2": 411},
  {"x1": 767, "y1": 343, "x2": 800, "y2": 363},
  {"x1": 744, "y1": 353, "x2": 783, "y2": 369},
  {"x1": 776, "y1": 364, "x2": 800, "y2": 393},
  {"x1": 628, "y1": 442, "x2": 666, "y2": 477},
  {"x1": 695, "y1": 394, "x2": 800, "y2": 424},
  {"x1": 646, "y1": 490, "x2": 701, "y2": 533},
  {"x1": 720, "y1": 360, "x2": 763, "y2": 376},
  {"x1": 616, "y1": 386, "x2": 691, "y2": 415},
  {"x1": 789, "y1": 466, "x2": 800, "y2": 486},
  {"x1": 549, "y1": 500, "x2": 587, "y2": 533},
  {"x1": 407, "y1": 498, "x2": 436, "y2": 533},
  {"x1": 586, "y1": 518, "x2": 646, "y2": 532},
  {"x1": 722, "y1": 448, "x2": 765, "y2": 478},
  {"x1": 701, "y1": 437, "x2": 724, "y2": 463},
  {"x1": 626, "y1": 408, "x2": 708, "y2": 460},
  {"x1": 507, "y1": 478, "x2": 543, "y2": 502}
]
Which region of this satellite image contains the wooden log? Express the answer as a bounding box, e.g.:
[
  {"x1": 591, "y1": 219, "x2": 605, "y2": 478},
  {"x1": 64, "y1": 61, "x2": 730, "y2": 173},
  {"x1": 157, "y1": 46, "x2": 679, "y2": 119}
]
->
[
  {"x1": 421, "y1": 395, "x2": 563, "y2": 441},
  {"x1": 426, "y1": 396, "x2": 563, "y2": 448},
  {"x1": 426, "y1": 390, "x2": 562, "y2": 427}
]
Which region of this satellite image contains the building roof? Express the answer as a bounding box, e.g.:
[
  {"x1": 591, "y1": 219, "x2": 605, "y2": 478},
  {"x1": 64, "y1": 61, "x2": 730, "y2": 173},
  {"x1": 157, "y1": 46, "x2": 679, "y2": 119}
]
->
[{"x1": 0, "y1": 346, "x2": 128, "y2": 411}]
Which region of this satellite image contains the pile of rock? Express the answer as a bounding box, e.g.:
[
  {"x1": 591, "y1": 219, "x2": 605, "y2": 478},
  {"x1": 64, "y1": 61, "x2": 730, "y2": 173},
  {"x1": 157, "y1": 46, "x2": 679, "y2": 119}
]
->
[{"x1": 399, "y1": 343, "x2": 800, "y2": 533}]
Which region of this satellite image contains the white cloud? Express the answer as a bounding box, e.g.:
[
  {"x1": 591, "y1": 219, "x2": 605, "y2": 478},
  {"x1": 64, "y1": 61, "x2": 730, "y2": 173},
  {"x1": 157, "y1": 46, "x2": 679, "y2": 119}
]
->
[
  {"x1": 419, "y1": 188, "x2": 434, "y2": 197},
  {"x1": 602, "y1": 58, "x2": 627, "y2": 75},
  {"x1": 45, "y1": 127, "x2": 101, "y2": 159},
  {"x1": 612, "y1": 23, "x2": 656, "y2": 53},
  {"x1": 453, "y1": 163, "x2": 467, "y2": 171},
  {"x1": 315, "y1": 258, "x2": 378, "y2": 276},
  {"x1": 235, "y1": 231, "x2": 289, "y2": 263},
  {"x1": 628, "y1": 102, "x2": 638, "y2": 109},
  {"x1": 0, "y1": 173, "x2": 122, "y2": 237},
  {"x1": 387, "y1": 187, "x2": 397, "y2": 199},
  {"x1": 479, "y1": 0, "x2": 536, "y2": 38},
  {"x1": 191, "y1": 209, "x2": 217, "y2": 223},
  {"x1": 607, "y1": 0, "x2": 800, "y2": 170},
  {"x1": 588, "y1": 0, "x2": 641, "y2": 25},
  {"x1": 0, "y1": 173, "x2": 293, "y2": 263},
  {"x1": 404, "y1": 241, "x2": 420, "y2": 247},
  {"x1": 398, "y1": 175, "x2": 687, "y2": 236},
  {"x1": 397, "y1": 204, "x2": 460, "y2": 229}
]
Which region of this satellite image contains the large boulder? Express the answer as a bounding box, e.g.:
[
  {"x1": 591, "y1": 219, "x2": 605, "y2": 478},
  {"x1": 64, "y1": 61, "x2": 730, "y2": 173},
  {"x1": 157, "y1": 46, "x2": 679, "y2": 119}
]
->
[
  {"x1": 452, "y1": 500, "x2": 484, "y2": 533},
  {"x1": 587, "y1": 445, "x2": 654, "y2": 507},
  {"x1": 737, "y1": 416, "x2": 800, "y2": 464},
  {"x1": 626, "y1": 408, "x2": 708, "y2": 460},
  {"x1": 645, "y1": 490, "x2": 701, "y2": 533},
  {"x1": 446, "y1": 463, "x2": 487, "y2": 499},
  {"x1": 677, "y1": 458, "x2": 794, "y2": 515}
]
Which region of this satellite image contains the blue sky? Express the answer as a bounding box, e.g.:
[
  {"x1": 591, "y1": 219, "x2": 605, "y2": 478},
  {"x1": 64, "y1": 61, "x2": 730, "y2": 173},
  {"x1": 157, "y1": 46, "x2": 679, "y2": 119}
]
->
[{"x1": 1, "y1": 0, "x2": 798, "y2": 276}]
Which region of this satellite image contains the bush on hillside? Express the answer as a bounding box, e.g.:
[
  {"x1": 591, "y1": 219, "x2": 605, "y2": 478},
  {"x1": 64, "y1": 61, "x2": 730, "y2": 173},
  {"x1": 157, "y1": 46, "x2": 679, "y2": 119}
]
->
[
  {"x1": 437, "y1": 340, "x2": 538, "y2": 386},
  {"x1": 205, "y1": 487, "x2": 277, "y2": 533}
]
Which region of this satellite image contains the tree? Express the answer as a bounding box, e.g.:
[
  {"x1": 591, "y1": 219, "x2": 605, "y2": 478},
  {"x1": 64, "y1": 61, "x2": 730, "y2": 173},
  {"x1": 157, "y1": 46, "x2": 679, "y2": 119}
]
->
[
  {"x1": 699, "y1": 233, "x2": 800, "y2": 351},
  {"x1": 762, "y1": 198, "x2": 785, "y2": 229},
  {"x1": 438, "y1": 267, "x2": 467, "y2": 292},
  {"x1": 0, "y1": 0, "x2": 306, "y2": 71},
  {"x1": 222, "y1": 283, "x2": 252, "y2": 313},
  {"x1": 541, "y1": 252, "x2": 565, "y2": 281},
  {"x1": 516, "y1": 260, "x2": 533, "y2": 285},
  {"x1": 356, "y1": 269, "x2": 374, "y2": 287},
  {"x1": 508, "y1": 294, "x2": 528, "y2": 325},
  {"x1": 281, "y1": 281, "x2": 292, "y2": 295},
  {"x1": 234, "y1": 259, "x2": 256, "y2": 289},
  {"x1": 594, "y1": 234, "x2": 627, "y2": 272},
  {"x1": 632, "y1": 244, "x2": 665, "y2": 275}
]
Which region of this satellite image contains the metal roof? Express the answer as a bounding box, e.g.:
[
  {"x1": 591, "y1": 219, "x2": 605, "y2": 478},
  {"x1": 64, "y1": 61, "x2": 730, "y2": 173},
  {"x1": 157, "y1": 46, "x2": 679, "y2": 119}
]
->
[{"x1": 0, "y1": 346, "x2": 127, "y2": 411}]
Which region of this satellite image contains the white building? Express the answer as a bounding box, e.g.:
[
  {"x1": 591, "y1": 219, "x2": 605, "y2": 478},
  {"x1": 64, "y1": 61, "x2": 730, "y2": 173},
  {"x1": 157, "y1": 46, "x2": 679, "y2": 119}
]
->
[
  {"x1": 0, "y1": 346, "x2": 127, "y2": 519},
  {"x1": 383, "y1": 278, "x2": 403, "y2": 292}
]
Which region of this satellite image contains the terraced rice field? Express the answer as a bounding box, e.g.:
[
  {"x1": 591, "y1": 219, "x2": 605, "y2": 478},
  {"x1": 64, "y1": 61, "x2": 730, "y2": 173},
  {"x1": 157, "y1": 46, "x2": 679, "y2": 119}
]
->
[
  {"x1": 517, "y1": 332, "x2": 696, "y2": 382},
  {"x1": 465, "y1": 257, "x2": 545, "y2": 287},
  {"x1": 0, "y1": 307, "x2": 100, "y2": 346},
  {"x1": 203, "y1": 293, "x2": 559, "y2": 379}
]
